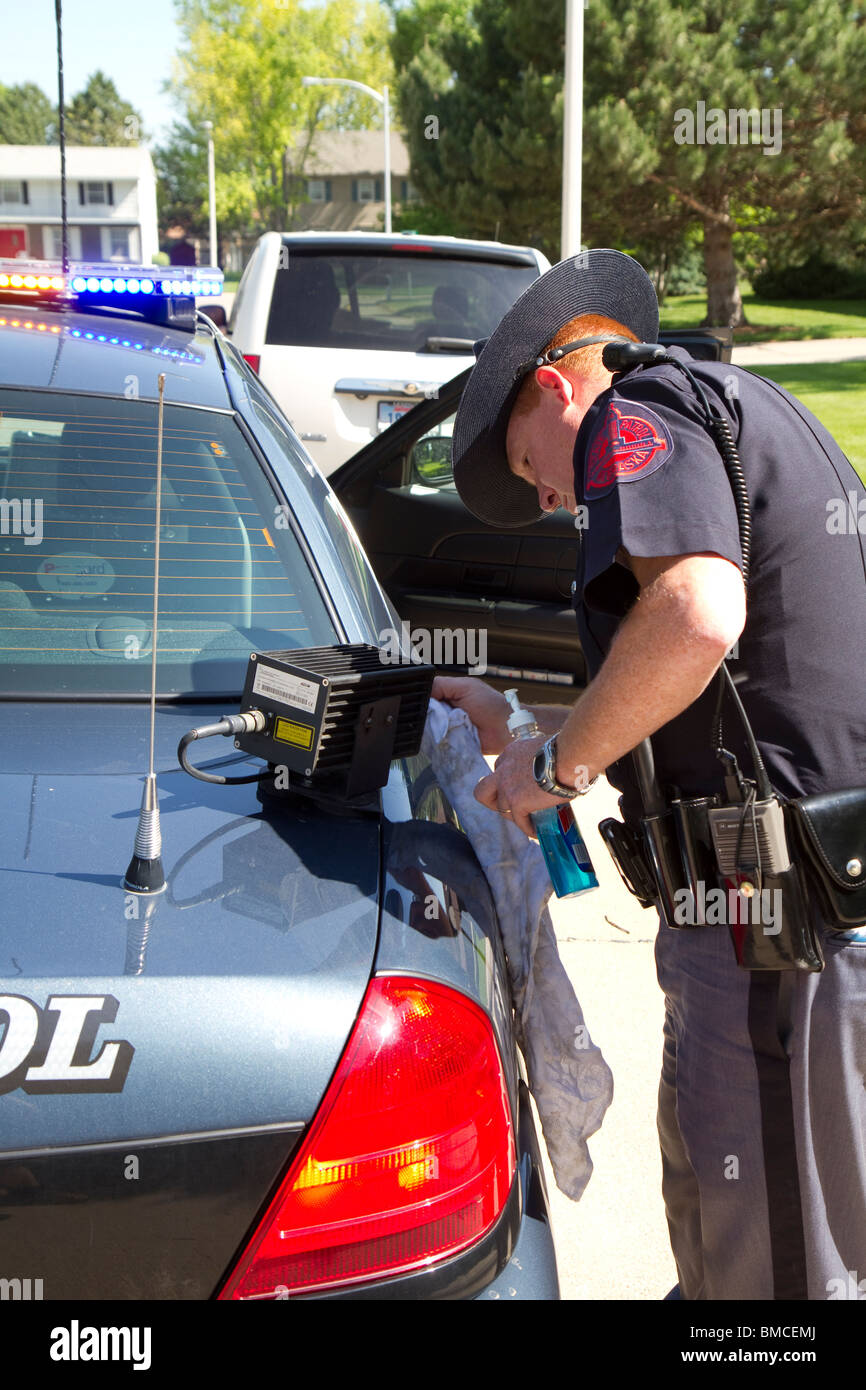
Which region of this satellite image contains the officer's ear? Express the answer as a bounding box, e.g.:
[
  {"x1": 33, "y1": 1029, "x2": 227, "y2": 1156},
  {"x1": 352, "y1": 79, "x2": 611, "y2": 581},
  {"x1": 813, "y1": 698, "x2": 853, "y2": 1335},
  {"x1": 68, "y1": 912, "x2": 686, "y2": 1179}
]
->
[{"x1": 534, "y1": 365, "x2": 574, "y2": 406}]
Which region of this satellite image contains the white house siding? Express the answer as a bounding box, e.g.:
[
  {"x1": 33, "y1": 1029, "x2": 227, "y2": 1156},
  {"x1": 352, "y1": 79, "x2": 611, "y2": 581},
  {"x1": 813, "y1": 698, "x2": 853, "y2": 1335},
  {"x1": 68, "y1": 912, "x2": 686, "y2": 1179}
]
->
[{"x1": 0, "y1": 147, "x2": 158, "y2": 265}]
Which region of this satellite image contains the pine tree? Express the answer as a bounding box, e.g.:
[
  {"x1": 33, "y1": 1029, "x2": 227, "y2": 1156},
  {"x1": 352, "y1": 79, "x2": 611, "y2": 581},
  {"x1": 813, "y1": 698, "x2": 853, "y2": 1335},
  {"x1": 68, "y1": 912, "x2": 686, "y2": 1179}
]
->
[
  {"x1": 64, "y1": 72, "x2": 144, "y2": 146},
  {"x1": 0, "y1": 83, "x2": 56, "y2": 144},
  {"x1": 393, "y1": 0, "x2": 866, "y2": 326}
]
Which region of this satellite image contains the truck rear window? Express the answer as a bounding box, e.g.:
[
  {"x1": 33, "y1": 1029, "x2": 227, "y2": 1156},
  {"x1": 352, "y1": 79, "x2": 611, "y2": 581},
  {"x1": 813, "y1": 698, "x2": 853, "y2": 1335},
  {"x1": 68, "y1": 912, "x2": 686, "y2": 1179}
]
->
[{"x1": 265, "y1": 252, "x2": 537, "y2": 353}]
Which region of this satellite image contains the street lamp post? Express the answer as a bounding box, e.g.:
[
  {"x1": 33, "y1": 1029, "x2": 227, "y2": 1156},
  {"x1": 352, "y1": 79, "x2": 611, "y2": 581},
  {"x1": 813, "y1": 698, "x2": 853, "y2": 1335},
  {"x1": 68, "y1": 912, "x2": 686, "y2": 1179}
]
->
[
  {"x1": 203, "y1": 120, "x2": 218, "y2": 267},
  {"x1": 561, "y1": 0, "x2": 584, "y2": 258},
  {"x1": 302, "y1": 76, "x2": 392, "y2": 233},
  {"x1": 382, "y1": 84, "x2": 391, "y2": 237}
]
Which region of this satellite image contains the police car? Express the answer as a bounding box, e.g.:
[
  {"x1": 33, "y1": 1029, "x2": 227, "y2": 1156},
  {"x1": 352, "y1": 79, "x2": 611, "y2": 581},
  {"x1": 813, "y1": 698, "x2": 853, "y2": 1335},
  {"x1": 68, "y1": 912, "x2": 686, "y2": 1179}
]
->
[{"x1": 0, "y1": 260, "x2": 559, "y2": 1301}]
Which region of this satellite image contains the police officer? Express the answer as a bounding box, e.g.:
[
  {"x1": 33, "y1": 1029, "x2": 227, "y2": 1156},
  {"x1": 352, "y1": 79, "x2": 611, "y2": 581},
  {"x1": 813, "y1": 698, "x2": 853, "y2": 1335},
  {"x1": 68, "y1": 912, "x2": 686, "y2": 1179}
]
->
[{"x1": 436, "y1": 249, "x2": 866, "y2": 1300}]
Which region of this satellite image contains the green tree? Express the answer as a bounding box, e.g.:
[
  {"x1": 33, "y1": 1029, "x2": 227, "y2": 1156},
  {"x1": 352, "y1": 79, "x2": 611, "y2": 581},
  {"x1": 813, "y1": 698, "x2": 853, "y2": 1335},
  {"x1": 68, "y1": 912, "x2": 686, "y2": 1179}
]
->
[
  {"x1": 394, "y1": 0, "x2": 866, "y2": 326},
  {"x1": 153, "y1": 119, "x2": 210, "y2": 237},
  {"x1": 168, "y1": 0, "x2": 393, "y2": 231},
  {"x1": 63, "y1": 71, "x2": 144, "y2": 145},
  {"x1": 0, "y1": 83, "x2": 56, "y2": 143},
  {"x1": 392, "y1": 0, "x2": 562, "y2": 256},
  {"x1": 584, "y1": 0, "x2": 866, "y2": 325}
]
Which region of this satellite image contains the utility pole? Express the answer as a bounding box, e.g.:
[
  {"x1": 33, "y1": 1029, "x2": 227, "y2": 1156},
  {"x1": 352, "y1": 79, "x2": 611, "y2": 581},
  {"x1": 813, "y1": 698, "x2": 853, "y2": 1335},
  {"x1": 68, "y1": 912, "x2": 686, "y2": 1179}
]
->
[{"x1": 561, "y1": 0, "x2": 584, "y2": 259}]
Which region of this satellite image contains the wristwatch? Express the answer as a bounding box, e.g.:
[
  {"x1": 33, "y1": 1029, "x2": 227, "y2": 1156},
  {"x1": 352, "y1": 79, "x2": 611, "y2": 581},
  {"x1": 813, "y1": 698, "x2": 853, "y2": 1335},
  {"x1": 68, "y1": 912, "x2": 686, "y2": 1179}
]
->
[{"x1": 532, "y1": 734, "x2": 597, "y2": 799}]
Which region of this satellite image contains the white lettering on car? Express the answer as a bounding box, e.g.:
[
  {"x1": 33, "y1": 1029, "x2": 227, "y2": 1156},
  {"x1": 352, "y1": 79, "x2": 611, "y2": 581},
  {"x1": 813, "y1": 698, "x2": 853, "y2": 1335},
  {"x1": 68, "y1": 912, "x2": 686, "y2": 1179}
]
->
[{"x1": 0, "y1": 994, "x2": 134, "y2": 1094}]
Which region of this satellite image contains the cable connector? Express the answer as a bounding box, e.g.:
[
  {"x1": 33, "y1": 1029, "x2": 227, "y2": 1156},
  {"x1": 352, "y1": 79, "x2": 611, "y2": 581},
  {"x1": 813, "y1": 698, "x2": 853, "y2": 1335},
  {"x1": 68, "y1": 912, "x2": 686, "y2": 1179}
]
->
[
  {"x1": 221, "y1": 710, "x2": 266, "y2": 737},
  {"x1": 177, "y1": 710, "x2": 267, "y2": 785}
]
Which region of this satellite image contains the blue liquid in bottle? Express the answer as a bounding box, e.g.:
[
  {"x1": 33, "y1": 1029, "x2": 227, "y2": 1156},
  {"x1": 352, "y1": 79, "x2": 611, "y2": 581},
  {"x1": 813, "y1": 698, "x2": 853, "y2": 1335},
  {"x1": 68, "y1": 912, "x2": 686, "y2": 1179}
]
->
[{"x1": 504, "y1": 689, "x2": 599, "y2": 900}]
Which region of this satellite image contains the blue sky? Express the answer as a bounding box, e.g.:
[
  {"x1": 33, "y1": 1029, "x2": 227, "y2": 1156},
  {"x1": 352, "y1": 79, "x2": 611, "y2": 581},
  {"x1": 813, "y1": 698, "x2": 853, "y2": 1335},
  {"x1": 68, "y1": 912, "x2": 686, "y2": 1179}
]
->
[{"x1": 1, "y1": 0, "x2": 183, "y2": 144}]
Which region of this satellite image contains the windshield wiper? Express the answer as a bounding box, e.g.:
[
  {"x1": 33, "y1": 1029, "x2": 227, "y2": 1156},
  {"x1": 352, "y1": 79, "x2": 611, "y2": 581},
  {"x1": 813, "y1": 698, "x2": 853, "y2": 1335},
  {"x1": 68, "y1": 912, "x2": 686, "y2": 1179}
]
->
[{"x1": 422, "y1": 336, "x2": 476, "y2": 353}]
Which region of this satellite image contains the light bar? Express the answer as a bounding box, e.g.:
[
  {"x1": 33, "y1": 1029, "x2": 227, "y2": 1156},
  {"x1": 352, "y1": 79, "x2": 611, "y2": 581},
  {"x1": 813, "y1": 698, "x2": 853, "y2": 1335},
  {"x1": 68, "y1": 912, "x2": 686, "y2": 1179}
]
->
[
  {"x1": 0, "y1": 258, "x2": 223, "y2": 332},
  {"x1": 70, "y1": 268, "x2": 223, "y2": 297},
  {"x1": 0, "y1": 258, "x2": 223, "y2": 299}
]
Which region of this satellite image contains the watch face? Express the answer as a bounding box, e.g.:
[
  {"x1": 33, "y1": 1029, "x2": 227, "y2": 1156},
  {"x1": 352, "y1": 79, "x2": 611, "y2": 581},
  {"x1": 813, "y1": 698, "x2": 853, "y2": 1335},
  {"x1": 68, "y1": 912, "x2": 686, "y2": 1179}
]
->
[{"x1": 533, "y1": 739, "x2": 557, "y2": 791}]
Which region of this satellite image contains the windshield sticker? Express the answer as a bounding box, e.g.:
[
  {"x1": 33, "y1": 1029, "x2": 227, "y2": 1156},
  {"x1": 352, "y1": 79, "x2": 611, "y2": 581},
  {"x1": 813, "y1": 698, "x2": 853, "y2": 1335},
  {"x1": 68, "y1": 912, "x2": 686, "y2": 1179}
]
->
[
  {"x1": 0, "y1": 994, "x2": 134, "y2": 1095},
  {"x1": 37, "y1": 554, "x2": 116, "y2": 600}
]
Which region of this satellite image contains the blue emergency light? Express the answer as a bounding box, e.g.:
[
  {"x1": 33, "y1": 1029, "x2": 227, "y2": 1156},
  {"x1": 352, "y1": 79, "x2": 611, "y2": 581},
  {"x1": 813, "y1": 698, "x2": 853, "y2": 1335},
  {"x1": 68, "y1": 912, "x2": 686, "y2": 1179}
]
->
[{"x1": 0, "y1": 258, "x2": 223, "y2": 331}]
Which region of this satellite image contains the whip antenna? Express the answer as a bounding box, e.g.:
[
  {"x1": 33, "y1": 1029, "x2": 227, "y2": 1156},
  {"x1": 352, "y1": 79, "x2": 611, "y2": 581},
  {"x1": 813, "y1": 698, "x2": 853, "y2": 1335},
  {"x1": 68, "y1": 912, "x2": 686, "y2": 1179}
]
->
[{"x1": 124, "y1": 372, "x2": 167, "y2": 895}]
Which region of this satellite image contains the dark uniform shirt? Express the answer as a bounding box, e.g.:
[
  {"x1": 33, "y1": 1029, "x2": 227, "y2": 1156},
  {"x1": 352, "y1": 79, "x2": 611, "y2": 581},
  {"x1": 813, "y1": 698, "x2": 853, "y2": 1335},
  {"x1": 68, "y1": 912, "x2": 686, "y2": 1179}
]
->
[{"x1": 571, "y1": 346, "x2": 866, "y2": 823}]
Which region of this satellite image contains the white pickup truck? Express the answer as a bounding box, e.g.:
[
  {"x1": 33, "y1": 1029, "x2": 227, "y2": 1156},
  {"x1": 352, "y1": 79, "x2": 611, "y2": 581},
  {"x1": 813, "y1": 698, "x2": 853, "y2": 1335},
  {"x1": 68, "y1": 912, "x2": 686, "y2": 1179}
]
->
[{"x1": 227, "y1": 231, "x2": 550, "y2": 476}]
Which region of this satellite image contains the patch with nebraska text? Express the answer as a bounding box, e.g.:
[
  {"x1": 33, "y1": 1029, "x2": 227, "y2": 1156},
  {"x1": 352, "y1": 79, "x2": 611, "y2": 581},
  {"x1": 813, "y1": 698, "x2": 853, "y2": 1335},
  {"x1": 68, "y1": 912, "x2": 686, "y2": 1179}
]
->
[{"x1": 585, "y1": 403, "x2": 673, "y2": 495}]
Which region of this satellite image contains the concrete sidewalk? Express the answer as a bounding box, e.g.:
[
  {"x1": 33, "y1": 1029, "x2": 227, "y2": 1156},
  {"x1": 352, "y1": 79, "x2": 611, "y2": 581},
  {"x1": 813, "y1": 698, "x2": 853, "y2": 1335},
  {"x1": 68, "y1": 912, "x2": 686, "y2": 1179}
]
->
[
  {"x1": 536, "y1": 774, "x2": 678, "y2": 1300},
  {"x1": 733, "y1": 336, "x2": 866, "y2": 366}
]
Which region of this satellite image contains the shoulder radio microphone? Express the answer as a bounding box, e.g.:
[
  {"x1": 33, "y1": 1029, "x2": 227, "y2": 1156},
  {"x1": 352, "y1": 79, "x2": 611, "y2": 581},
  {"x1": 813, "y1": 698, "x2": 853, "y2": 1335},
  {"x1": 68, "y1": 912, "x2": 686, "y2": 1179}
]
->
[{"x1": 601, "y1": 340, "x2": 669, "y2": 370}]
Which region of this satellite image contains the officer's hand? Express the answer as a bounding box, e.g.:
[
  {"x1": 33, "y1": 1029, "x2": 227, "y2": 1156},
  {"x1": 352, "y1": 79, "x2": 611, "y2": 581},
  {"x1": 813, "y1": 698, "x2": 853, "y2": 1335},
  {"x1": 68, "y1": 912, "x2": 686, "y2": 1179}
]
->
[
  {"x1": 475, "y1": 734, "x2": 562, "y2": 838},
  {"x1": 431, "y1": 675, "x2": 512, "y2": 756}
]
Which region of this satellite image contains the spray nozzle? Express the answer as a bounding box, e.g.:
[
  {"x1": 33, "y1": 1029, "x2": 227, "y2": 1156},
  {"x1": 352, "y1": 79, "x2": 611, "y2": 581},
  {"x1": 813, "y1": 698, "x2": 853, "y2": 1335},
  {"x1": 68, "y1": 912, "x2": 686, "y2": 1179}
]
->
[{"x1": 504, "y1": 688, "x2": 539, "y2": 739}]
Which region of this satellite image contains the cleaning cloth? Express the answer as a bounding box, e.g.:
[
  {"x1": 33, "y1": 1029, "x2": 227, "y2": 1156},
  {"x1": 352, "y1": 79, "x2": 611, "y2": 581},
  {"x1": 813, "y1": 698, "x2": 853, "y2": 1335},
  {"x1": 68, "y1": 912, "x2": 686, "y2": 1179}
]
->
[{"x1": 421, "y1": 698, "x2": 614, "y2": 1200}]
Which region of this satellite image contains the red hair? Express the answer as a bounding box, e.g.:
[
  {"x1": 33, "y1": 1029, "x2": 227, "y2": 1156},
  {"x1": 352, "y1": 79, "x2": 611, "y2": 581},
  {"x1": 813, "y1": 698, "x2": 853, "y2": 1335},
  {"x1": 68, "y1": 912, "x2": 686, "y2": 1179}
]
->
[{"x1": 512, "y1": 312, "x2": 638, "y2": 418}]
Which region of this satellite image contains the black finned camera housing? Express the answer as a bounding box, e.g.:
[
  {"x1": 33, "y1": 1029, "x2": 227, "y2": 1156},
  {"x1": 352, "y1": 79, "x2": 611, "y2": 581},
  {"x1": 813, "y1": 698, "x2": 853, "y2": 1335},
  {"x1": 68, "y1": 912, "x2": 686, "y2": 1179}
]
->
[{"x1": 237, "y1": 644, "x2": 435, "y2": 799}]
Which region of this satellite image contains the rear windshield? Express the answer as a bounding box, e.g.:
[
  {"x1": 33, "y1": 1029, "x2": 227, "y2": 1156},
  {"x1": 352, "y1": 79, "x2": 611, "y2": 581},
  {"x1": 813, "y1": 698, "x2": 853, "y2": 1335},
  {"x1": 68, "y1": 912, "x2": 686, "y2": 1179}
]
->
[
  {"x1": 0, "y1": 389, "x2": 337, "y2": 697},
  {"x1": 265, "y1": 251, "x2": 538, "y2": 352}
]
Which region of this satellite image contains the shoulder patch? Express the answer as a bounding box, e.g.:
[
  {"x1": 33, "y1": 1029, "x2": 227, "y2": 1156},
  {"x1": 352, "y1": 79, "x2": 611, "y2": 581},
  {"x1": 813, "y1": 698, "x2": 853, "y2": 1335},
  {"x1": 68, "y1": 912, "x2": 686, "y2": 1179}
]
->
[{"x1": 585, "y1": 403, "x2": 674, "y2": 495}]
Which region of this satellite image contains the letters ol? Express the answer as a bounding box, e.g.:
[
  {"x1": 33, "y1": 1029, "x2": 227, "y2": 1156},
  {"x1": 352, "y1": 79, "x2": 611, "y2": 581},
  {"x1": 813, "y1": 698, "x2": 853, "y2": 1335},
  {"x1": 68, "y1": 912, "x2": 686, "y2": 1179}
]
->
[{"x1": 0, "y1": 994, "x2": 134, "y2": 1095}]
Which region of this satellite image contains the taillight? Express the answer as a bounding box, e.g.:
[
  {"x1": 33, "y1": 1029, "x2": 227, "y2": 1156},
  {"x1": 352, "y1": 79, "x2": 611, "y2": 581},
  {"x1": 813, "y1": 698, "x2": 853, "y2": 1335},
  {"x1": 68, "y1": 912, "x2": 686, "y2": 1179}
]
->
[
  {"x1": 219, "y1": 976, "x2": 516, "y2": 1299},
  {"x1": 242, "y1": 353, "x2": 260, "y2": 373}
]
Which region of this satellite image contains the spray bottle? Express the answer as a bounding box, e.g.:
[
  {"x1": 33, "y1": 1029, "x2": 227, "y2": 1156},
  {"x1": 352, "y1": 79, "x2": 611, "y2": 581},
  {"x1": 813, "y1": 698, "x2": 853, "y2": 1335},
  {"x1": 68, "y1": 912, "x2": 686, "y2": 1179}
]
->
[{"x1": 504, "y1": 689, "x2": 599, "y2": 899}]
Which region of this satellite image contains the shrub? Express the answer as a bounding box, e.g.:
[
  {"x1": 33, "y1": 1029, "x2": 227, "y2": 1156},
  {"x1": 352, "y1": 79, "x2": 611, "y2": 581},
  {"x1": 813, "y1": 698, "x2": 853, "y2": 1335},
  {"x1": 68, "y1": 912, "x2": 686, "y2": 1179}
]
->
[{"x1": 752, "y1": 254, "x2": 866, "y2": 299}]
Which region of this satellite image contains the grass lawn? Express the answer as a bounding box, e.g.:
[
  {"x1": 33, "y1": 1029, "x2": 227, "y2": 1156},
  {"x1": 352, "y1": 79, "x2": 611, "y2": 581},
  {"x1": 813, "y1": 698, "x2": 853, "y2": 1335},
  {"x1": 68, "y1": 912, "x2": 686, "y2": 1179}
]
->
[
  {"x1": 660, "y1": 292, "x2": 865, "y2": 481},
  {"x1": 744, "y1": 361, "x2": 866, "y2": 483},
  {"x1": 660, "y1": 292, "x2": 866, "y2": 343}
]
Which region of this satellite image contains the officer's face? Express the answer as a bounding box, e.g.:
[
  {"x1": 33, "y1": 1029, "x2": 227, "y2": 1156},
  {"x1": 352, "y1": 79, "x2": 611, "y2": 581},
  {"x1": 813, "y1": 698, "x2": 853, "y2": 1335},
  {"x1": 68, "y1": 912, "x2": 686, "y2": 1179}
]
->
[{"x1": 505, "y1": 365, "x2": 604, "y2": 514}]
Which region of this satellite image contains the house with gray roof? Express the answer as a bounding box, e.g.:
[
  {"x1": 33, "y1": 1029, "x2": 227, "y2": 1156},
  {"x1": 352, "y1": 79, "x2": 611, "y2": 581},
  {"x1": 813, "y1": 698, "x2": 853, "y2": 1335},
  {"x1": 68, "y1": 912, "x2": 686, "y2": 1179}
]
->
[{"x1": 287, "y1": 130, "x2": 416, "y2": 230}]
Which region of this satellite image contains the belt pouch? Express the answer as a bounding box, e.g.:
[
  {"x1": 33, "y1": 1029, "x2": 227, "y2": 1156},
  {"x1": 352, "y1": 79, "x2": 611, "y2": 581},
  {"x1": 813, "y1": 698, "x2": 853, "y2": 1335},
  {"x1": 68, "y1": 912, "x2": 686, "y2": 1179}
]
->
[
  {"x1": 670, "y1": 795, "x2": 720, "y2": 924},
  {"x1": 785, "y1": 788, "x2": 866, "y2": 927}
]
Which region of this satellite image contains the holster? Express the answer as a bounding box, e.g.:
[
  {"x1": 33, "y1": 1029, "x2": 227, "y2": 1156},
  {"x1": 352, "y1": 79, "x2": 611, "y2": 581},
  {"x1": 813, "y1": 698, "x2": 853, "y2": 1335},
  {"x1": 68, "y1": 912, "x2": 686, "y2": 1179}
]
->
[{"x1": 599, "y1": 794, "x2": 720, "y2": 929}]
